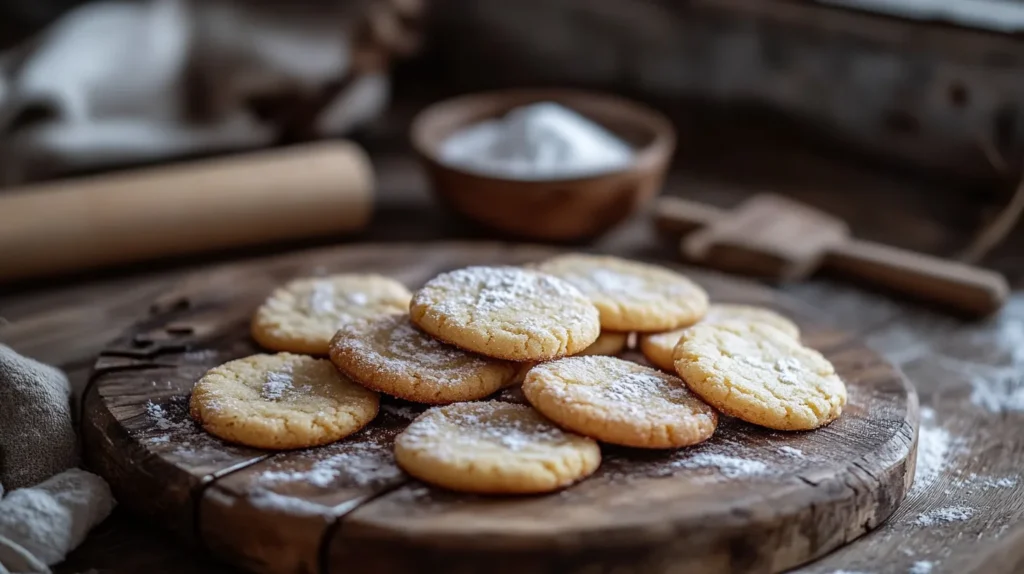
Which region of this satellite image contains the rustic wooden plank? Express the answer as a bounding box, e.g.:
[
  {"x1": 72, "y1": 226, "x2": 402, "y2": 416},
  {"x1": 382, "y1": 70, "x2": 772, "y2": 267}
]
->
[{"x1": 72, "y1": 242, "x2": 912, "y2": 574}]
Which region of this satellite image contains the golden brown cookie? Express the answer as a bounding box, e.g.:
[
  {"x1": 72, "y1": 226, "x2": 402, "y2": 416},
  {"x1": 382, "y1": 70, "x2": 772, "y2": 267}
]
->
[
  {"x1": 189, "y1": 353, "x2": 379, "y2": 449},
  {"x1": 393, "y1": 402, "x2": 601, "y2": 494},
  {"x1": 640, "y1": 304, "x2": 800, "y2": 371},
  {"x1": 252, "y1": 274, "x2": 411, "y2": 355},
  {"x1": 535, "y1": 254, "x2": 708, "y2": 332},
  {"x1": 329, "y1": 314, "x2": 519, "y2": 404},
  {"x1": 409, "y1": 266, "x2": 600, "y2": 361},
  {"x1": 578, "y1": 331, "x2": 629, "y2": 356},
  {"x1": 673, "y1": 321, "x2": 846, "y2": 431},
  {"x1": 523, "y1": 356, "x2": 717, "y2": 448}
]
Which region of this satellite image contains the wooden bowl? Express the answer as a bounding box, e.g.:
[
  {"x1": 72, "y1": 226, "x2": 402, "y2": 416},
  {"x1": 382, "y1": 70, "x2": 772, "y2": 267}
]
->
[{"x1": 411, "y1": 89, "x2": 676, "y2": 241}]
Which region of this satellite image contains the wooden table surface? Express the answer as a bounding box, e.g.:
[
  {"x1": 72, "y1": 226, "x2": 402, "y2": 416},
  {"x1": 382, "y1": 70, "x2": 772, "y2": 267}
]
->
[{"x1": 2, "y1": 134, "x2": 1024, "y2": 573}]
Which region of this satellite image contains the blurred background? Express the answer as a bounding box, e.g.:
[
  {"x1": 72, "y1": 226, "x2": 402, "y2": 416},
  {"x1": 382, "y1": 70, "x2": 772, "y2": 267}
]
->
[{"x1": 2, "y1": 0, "x2": 1024, "y2": 278}]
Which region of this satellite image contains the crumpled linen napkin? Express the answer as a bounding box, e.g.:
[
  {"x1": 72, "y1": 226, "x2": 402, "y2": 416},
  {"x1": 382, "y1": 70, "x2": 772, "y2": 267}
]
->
[
  {"x1": 0, "y1": 0, "x2": 418, "y2": 185},
  {"x1": 0, "y1": 345, "x2": 115, "y2": 573}
]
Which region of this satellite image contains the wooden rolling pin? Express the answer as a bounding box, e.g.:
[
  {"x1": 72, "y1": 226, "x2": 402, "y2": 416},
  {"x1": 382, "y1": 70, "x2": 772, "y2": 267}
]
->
[
  {"x1": 655, "y1": 195, "x2": 1009, "y2": 317},
  {"x1": 0, "y1": 141, "x2": 374, "y2": 283}
]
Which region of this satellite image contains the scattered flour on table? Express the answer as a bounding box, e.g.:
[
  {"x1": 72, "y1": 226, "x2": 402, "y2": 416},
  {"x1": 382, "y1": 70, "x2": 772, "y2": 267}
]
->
[
  {"x1": 914, "y1": 505, "x2": 974, "y2": 526},
  {"x1": 969, "y1": 368, "x2": 1024, "y2": 413},
  {"x1": 910, "y1": 407, "x2": 960, "y2": 496},
  {"x1": 142, "y1": 396, "x2": 239, "y2": 459},
  {"x1": 945, "y1": 472, "x2": 1019, "y2": 496},
  {"x1": 909, "y1": 560, "x2": 935, "y2": 574},
  {"x1": 777, "y1": 446, "x2": 804, "y2": 458},
  {"x1": 258, "y1": 442, "x2": 401, "y2": 488},
  {"x1": 248, "y1": 489, "x2": 330, "y2": 516},
  {"x1": 669, "y1": 453, "x2": 770, "y2": 479}
]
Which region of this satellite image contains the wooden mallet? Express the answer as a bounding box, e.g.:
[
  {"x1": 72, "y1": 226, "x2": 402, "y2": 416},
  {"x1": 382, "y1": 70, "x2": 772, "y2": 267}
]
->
[{"x1": 654, "y1": 194, "x2": 1009, "y2": 317}]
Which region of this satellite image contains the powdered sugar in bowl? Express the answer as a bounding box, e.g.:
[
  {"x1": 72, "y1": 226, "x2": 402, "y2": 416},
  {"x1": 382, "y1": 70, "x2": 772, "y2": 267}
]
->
[{"x1": 411, "y1": 90, "x2": 676, "y2": 241}]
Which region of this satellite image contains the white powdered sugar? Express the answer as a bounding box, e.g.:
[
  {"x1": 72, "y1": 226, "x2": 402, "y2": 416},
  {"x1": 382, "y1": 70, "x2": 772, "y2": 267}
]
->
[
  {"x1": 910, "y1": 407, "x2": 960, "y2": 496},
  {"x1": 400, "y1": 403, "x2": 568, "y2": 454},
  {"x1": 777, "y1": 446, "x2": 804, "y2": 458},
  {"x1": 589, "y1": 268, "x2": 647, "y2": 294},
  {"x1": 261, "y1": 364, "x2": 294, "y2": 400},
  {"x1": 969, "y1": 368, "x2": 1024, "y2": 413},
  {"x1": 422, "y1": 266, "x2": 595, "y2": 332},
  {"x1": 385, "y1": 318, "x2": 484, "y2": 370},
  {"x1": 438, "y1": 101, "x2": 634, "y2": 180},
  {"x1": 914, "y1": 505, "x2": 974, "y2": 526},
  {"x1": 909, "y1": 561, "x2": 935, "y2": 574},
  {"x1": 258, "y1": 442, "x2": 402, "y2": 489},
  {"x1": 248, "y1": 489, "x2": 331, "y2": 516},
  {"x1": 145, "y1": 401, "x2": 177, "y2": 431},
  {"x1": 669, "y1": 453, "x2": 770, "y2": 479},
  {"x1": 307, "y1": 281, "x2": 337, "y2": 314}
]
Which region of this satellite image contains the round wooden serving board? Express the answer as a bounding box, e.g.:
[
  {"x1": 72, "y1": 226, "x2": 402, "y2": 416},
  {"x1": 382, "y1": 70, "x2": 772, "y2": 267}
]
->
[{"x1": 81, "y1": 242, "x2": 918, "y2": 574}]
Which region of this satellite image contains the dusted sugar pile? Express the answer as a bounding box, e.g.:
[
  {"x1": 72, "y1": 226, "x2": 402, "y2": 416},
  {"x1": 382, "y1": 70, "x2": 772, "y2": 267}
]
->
[
  {"x1": 438, "y1": 102, "x2": 634, "y2": 180},
  {"x1": 393, "y1": 402, "x2": 601, "y2": 494}
]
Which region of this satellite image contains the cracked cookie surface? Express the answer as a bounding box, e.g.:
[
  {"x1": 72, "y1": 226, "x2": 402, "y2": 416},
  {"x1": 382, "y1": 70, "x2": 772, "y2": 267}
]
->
[
  {"x1": 409, "y1": 266, "x2": 600, "y2": 361},
  {"x1": 673, "y1": 321, "x2": 846, "y2": 431},
  {"x1": 523, "y1": 356, "x2": 717, "y2": 448},
  {"x1": 329, "y1": 314, "x2": 519, "y2": 404},
  {"x1": 189, "y1": 353, "x2": 379, "y2": 449},
  {"x1": 640, "y1": 304, "x2": 800, "y2": 371},
  {"x1": 535, "y1": 254, "x2": 708, "y2": 332},
  {"x1": 393, "y1": 402, "x2": 600, "y2": 494},
  {"x1": 252, "y1": 274, "x2": 412, "y2": 355}
]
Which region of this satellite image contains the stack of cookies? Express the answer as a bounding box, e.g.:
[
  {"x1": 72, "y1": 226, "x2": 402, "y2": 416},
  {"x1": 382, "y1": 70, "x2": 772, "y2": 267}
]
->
[{"x1": 189, "y1": 254, "x2": 847, "y2": 495}]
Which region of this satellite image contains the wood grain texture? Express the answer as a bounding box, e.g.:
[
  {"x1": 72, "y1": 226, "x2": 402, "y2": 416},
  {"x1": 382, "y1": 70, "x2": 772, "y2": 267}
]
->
[{"x1": 78, "y1": 242, "x2": 915, "y2": 574}]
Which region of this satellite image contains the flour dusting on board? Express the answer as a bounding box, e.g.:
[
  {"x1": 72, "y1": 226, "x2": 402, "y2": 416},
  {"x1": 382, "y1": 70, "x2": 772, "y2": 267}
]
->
[
  {"x1": 909, "y1": 560, "x2": 936, "y2": 574},
  {"x1": 914, "y1": 505, "x2": 974, "y2": 527},
  {"x1": 670, "y1": 453, "x2": 770, "y2": 479},
  {"x1": 777, "y1": 446, "x2": 804, "y2": 458},
  {"x1": 259, "y1": 441, "x2": 402, "y2": 488}
]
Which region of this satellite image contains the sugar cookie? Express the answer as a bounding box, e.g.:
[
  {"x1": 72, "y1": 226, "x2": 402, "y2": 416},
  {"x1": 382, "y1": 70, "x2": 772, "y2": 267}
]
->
[
  {"x1": 409, "y1": 266, "x2": 600, "y2": 361},
  {"x1": 578, "y1": 331, "x2": 629, "y2": 356},
  {"x1": 252, "y1": 274, "x2": 411, "y2": 355},
  {"x1": 393, "y1": 402, "x2": 600, "y2": 494},
  {"x1": 329, "y1": 314, "x2": 518, "y2": 404},
  {"x1": 189, "y1": 353, "x2": 379, "y2": 449},
  {"x1": 535, "y1": 254, "x2": 708, "y2": 332},
  {"x1": 640, "y1": 305, "x2": 800, "y2": 371},
  {"x1": 523, "y1": 356, "x2": 717, "y2": 448},
  {"x1": 673, "y1": 321, "x2": 846, "y2": 431}
]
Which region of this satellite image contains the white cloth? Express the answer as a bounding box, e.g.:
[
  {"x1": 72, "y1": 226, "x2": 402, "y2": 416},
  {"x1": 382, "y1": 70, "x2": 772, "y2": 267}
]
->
[
  {"x1": 0, "y1": 0, "x2": 390, "y2": 185},
  {"x1": 0, "y1": 469, "x2": 115, "y2": 573}
]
